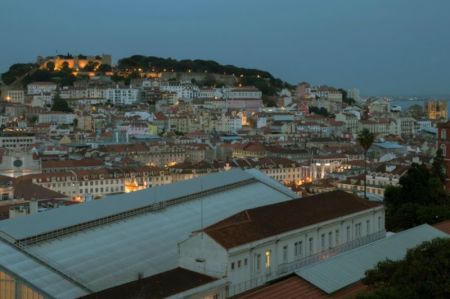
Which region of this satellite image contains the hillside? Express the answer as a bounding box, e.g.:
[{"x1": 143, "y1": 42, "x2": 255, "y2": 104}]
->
[{"x1": 1, "y1": 55, "x2": 293, "y2": 96}]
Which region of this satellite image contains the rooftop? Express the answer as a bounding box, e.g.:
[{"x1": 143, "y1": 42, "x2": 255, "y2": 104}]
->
[
  {"x1": 0, "y1": 169, "x2": 297, "y2": 293},
  {"x1": 80, "y1": 268, "x2": 217, "y2": 299},
  {"x1": 295, "y1": 224, "x2": 448, "y2": 294},
  {"x1": 204, "y1": 190, "x2": 380, "y2": 249}
]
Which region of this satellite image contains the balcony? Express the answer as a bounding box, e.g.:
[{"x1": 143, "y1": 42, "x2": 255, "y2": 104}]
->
[{"x1": 228, "y1": 230, "x2": 386, "y2": 297}]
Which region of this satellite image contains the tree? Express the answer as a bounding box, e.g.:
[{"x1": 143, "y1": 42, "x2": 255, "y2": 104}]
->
[
  {"x1": 97, "y1": 64, "x2": 112, "y2": 73},
  {"x1": 83, "y1": 61, "x2": 100, "y2": 72},
  {"x1": 51, "y1": 95, "x2": 72, "y2": 113},
  {"x1": 309, "y1": 106, "x2": 330, "y2": 117},
  {"x1": 357, "y1": 238, "x2": 450, "y2": 299},
  {"x1": 46, "y1": 61, "x2": 55, "y2": 72},
  {"x1": 431, "y1": 148, "x2": 446, "y2": 184},
  {"x1": 60, "y1": 61, "x2": 71, "y2": 73},
  {"x1": 338, "y1": 88, "x2": 356, "y2": 105},
  {"x1": 357, "y1": 129, "x2": 375, "y2": 199},
  {"x1": 384, "y1": 163, "x2": 449, "y2": 231}
]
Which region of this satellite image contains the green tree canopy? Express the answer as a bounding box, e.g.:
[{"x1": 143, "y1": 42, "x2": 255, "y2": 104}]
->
[
  {"x1": 384, "y1": 163, "x2": 449, "y2": 231},
  {"x1": 83, "y1": 61, "x2": 100, "y2": 72},
  {"x1": 357, "y1": 128, "x2": 375, "y2": 199},
  {"x1": 309, "y1": 106, "x2": 330, "y2": 117},
  {"x1": 357, "y1": 238, "x2": 450, "y2": 299},
  {"x1": 46, "y1": 61, "x2": 55, "y2": 72},
  {"x1": 431, "y1": 148, "x2": 446, "y2": 184},
  {"x1": 51, "y1": 95, "x2": 73, "y2": 113}
]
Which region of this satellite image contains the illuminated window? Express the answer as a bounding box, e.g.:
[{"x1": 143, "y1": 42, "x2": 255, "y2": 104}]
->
[{"x1": 265, "y1": 250, "x2": 271, "y2": 269}]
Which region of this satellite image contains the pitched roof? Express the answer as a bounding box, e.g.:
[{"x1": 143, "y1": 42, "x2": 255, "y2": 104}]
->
[
  {"x1": 235, "y1": 276, "x2": 366, "y2": 299},
  {"x1": 434, "y1": 220, "x2": 450, "y2": 234},
  {"x1": 13, "y1": 181, "x2": 68, "y2": 201},
  {"x1": 42, "y1": 159, "x2": 103, "y2": 169},
  {"x1": 80, "y1": 268, "x2": 216, "y2": 299},
  {"x1": 295, "y1": 224, "x2": 448, "y2": 294},
  {"x1": 204, "y1": 190, "x2": 380, "y2": 249}
]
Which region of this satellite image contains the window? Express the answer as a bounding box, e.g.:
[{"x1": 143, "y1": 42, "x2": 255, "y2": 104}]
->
[
  {"x1": 231, "y1": 262, "x2": 235, "y2": 270},
  {"x1": 441, "y1": 129, "x2": 446, "y2": 140},
  {"x1": 309, "y1": 237, "x2": 314, "y2": 254},
  {"x1": 255, "y1": 254, "x2": 261, "y2": 272},
  {"x1": 355, "y1": 223, "x2": 362, "y2": 238},
  {"x1": 238, "y1": 260, "x2": 241, "y2": 268},
  {"x1": 265, "y1": 250, "x2": 271, "y2": 269},
  {"x1": 244, "y1": 258, "x2": 248, "y2": 266},
  {"x1": 298, "y1": 241, "x2": 303, "y2": 256},
  {"x1": 346, "y1": 225, "x2": 351, "y2": 241},
  {"x1": 283, "y1": 246, "x2": 288, "y2": 262},
  {"x1": 335, "y1": 229, "x2": 340, "y2": 245},
  {"x1": 328, "y1": 232, "x2": 333, "y2": 249},
  {"x1": 321, "y1": 234, "x2": 325, "y2": 250},
  {"x1": 366, "y1": 220, "x2": 371, "y2": 235}
]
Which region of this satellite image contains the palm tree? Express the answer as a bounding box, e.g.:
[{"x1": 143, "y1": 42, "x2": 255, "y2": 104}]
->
[{"x1": 357, "y1": 129, "x2": 375, "y2": 199}]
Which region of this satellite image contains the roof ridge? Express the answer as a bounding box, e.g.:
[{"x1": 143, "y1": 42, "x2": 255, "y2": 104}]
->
[{"x1": 205, "y1": 210, "x2": 252, "y2": 232}]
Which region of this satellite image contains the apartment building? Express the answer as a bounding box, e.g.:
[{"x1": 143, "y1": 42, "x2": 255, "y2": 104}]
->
[
  {"x1": 27, "y1": 82, "x2": 57, "y2": 95},
  {"x1": 27, "y1": 166, "x2": 172, "y2": 200},
  {"x1": 38, "y1": 112, "x2": 76, "y2": 125},
  {"x1": 0, "y1": 132, "x2": 35, "y2": 149}
]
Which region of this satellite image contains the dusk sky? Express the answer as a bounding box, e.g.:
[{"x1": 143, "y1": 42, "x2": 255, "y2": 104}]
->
[{"x1": 1, "y1": 0, "x2": 450, "y2": 96}]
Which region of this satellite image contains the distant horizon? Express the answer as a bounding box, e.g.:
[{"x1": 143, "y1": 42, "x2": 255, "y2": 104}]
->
[{"x1": 1, "y1": 0, "x2": 450, "y2": 96}]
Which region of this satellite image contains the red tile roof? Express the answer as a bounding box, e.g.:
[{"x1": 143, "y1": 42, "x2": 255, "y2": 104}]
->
[
  {"x1": 80, "y1": 268, "x2": 217, "y2": 299},
  {"x1": 204, "y1": 190, "x2": 380, "y2": 249},
  {"x1": 42, "y1": 159, "x2": 103, "y2": 169},
  {"x1": 433, "y1": 220, "x2": 450, "y2": 234},
  {"x1": 235, "y1": 276, "x2": 367, "y2": 299}
]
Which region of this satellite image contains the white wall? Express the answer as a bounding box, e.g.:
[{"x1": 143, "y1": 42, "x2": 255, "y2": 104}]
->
[{"x1": 178, "y1": 232, "x2": 228, "y2": 278}]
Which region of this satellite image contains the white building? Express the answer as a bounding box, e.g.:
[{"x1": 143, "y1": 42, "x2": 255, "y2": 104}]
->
[
  {"x1": 347, "y1": 88, "x2": 360, "y2": 102},
  {"x1": 31, "y1": 93, "x2": 53, "y2": 107},
  {"x1": 105, "y1": 86, "x2": 139, "y2": 105},
  {"x1": 38, "y1": 112, "x2": 75, "y2": 125},
  {"x1": 0, "y1": 133, "x2": 36, "y2": 149},
  {"x1": 27, "y1": 82, "x2": 57, "y2": 95},
  {"x1": 2, "y1": 89, "x2": 25, "y2": 104},
  {"x1": 223, "y1": 87, "x2": 262, "y2": 100},
  {"x1": 160, "y1": 82, "x2": 199, "y2": 100},
  {"x1": 179, "y1": 190, "x2": 385, "y2": 296}
]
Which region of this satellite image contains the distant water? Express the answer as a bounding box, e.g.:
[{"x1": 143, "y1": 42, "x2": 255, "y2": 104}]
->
[{"x1": 391, "y1": 98, "x2": 450, "y2": 119}]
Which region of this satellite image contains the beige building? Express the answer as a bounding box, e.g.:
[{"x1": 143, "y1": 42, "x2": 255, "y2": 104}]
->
[{"x1": 426, "y1": 100, "x2": 448, "y2": 120}]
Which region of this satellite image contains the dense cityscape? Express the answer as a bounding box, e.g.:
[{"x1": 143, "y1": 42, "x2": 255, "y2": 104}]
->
[{"x1": 1, "y1": 1, "x2": 450, "y2": 299}]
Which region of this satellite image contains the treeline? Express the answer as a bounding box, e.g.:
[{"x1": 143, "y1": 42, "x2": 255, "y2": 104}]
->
[
  {"x1": 384, "y1": 150, "x2": 450, "y2": 231},
  {"x1": 118, "y1": 55, "x2": 292, "y2": 95}
]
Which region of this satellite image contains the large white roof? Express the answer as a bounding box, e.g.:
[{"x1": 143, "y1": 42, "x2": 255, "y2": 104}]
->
[{"x1": 0, "y1": 169, "x2": 297, "y2": 296}]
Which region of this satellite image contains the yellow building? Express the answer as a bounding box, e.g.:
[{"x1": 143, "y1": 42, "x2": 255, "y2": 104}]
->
[{"x1": 426, "y1": 100, "x2": 448, "y2": 120}]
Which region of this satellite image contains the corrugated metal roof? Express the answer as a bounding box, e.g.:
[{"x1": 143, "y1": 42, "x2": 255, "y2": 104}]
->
[
  {"x1": 0, "y1": 169, "x2": 297, "y2": 294},
  {"x1": 295, "y1": 224, "x2": 448, "y2": 294},
  {"x1": 0, "y1": 239, "x2": 88, "y2": 299},
  {"x1": 0, "y1": 169, "x2": 292, "y2": 241}
]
